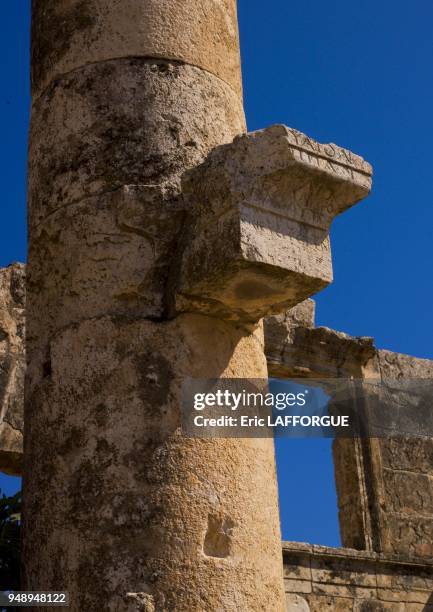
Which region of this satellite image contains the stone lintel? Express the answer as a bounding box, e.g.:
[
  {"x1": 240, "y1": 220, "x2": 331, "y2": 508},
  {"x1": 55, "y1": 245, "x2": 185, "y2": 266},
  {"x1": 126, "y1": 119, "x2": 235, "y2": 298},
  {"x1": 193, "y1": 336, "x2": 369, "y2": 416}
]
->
[
  {"x1": 265, "y1": 308, "x2": 377, "y2": 379},
  {"x1": 172, "y1": 125, "x2": 372, "y2": 324}
]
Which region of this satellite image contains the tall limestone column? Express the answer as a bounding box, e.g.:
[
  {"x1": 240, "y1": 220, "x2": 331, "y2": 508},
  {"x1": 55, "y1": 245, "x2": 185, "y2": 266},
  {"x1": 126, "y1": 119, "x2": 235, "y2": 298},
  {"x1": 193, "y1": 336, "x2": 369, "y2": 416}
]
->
[{"x1": 23, "y1": 2, "x2": 286, "y2": 610}]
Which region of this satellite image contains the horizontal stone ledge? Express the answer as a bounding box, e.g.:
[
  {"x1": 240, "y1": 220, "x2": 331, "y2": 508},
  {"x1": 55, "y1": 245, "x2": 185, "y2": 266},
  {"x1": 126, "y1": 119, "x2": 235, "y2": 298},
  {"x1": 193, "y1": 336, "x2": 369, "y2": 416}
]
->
[
  {"x1": 265, "y1": 301, "x2": 433, "y2": 380},
  {"x1": 172, "y1": 125, "x2": 372, "y2": 324},
  {"x1": 282, "y1": 540, "x2": 433, "y2": 580},
  {"x1": 266, "y1": 323, "x2": 377, "y2": 379}
]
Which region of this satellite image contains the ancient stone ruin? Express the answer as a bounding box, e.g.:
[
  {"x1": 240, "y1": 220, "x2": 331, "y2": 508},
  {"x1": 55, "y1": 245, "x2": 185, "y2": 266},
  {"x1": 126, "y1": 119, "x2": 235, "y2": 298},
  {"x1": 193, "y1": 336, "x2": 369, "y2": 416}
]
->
[{"x1": 1, "y1": 1, "x2": 432, "y2": 610}]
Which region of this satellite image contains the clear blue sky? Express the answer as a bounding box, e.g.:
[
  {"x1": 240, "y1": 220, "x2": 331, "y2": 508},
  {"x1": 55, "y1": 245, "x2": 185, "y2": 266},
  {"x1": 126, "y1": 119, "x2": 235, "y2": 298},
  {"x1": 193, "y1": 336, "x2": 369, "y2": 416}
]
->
[{"x1": 1, "y1": 1, "x2": 433, "y2": 547}]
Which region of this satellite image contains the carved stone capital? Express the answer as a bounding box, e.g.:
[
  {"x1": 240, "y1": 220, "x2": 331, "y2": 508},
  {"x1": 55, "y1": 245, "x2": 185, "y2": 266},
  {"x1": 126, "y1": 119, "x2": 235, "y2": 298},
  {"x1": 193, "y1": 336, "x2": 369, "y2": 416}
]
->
[{"x1": 172, "y1": 125, "x2": 372, "y2": 323}]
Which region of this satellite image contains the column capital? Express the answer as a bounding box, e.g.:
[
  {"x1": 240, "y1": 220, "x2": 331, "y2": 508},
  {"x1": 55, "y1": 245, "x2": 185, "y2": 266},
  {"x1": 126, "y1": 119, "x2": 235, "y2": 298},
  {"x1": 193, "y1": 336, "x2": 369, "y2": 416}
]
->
[{"x1": 172, "y1": 125, "x2": 372, "y2": 324}]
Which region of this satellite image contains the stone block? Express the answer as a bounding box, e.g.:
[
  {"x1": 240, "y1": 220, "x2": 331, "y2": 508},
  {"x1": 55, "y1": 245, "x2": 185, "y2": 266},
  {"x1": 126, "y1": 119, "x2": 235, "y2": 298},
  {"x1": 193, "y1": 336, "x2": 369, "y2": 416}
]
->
[
  {"x1": 173, "y1": 125, "x2": 372, "y2": 323},
  {"x1": 381, "y1": 516, "x2": 433, "y2": 558},
  {"x1": 353, "y1": 601, "x2": 405, "y2": 612},
  {"x1": 308, "y1": 595, "x2": 354, "y2": 611},
  {"x1": 284, "y1": 579, "x2": 312, "y2": 594},
  {"x1": 312, "y1": 583, "x2": 377, "y2": 600},
  {"x1": 265, "y1": 299, "x2": 315, "y2": 367},
  {"x1": 376, "y1": 587, "x2": 432, "y2": 604},
  {"x1": 267, "y1": 324, "x2": 377, "y2": 378},
  {"x1": 379, "y1": 437, "x2": 433, "y2": 473},
  {"x1": 31, "y1": 0, "x2": 243, "y2": 98},
  {"x1": 382, "y1": 469, "x2": 433, "y2": 515},
  {"x1": 286, "y1": 594, "x2": 311, "y2": 611},
  {"x1": 379, "y1": 350, "x2": 433, "y2": 380},
  {"x1": 310, "y1": 554, "x2": 377, "y2": 587},
  {"x1": 28, "y1": 59, "x2": 245, "y2": 230},
  {"x1": 376, "y1": 562, "x2": 433, "y2": 592},
  {"x1": 283, "y1": 549, "x2": 312, "y2": 581}
]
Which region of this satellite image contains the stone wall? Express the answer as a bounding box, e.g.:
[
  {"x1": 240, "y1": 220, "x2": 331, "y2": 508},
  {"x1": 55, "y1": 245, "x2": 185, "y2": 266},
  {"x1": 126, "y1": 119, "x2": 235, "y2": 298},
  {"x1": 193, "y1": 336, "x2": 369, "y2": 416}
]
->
[
  {"x1": 266, "y1": 303, "x2": 433, "y2": 560},
  {"x1": 283, "y1": 541, "x2": 433, "y2": 611}
]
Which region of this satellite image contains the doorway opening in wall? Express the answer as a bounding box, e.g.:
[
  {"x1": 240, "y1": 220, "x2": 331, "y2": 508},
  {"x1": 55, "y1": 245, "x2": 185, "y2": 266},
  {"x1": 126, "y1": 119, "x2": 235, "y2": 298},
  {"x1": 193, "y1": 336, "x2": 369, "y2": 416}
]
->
[{"x1": 270, "y1": 379, "x2": 341, "y2": 548}]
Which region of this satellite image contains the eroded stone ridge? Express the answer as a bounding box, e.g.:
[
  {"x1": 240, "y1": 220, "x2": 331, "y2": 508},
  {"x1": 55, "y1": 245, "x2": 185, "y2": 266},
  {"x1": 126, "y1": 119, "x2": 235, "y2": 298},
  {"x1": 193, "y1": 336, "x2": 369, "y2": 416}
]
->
[
  {"x1": 0, "y1": 263, "x2": 25, "y2": 476},
  {"x1": 173, "y1": 125, "x2": 372, "y2": 323}
]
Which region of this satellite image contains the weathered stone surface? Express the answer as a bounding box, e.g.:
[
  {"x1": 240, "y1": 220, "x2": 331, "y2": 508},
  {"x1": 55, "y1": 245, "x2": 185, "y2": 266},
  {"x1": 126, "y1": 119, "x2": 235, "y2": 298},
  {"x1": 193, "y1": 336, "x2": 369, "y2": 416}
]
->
[
  {"x1": 9, "y1": 284, "x2": 433, "y2": 567},
  {"x1": 367, "y1": 353, "x2": 433, "y2": 559},
  {"x1": 27, "y1": 186, "x2": 184, "y2": 357},
  {"x1": 0, "y1": 264, "x2": 25, "y2": 476},
  {"x1": 27, "y1": 59, "x2": 246, "y2": 360},
  {"x1": 31, "y1": 0, "x2": 243, "y2": 98},
  {"x1": 173, "y1": 125, "x2": 372, "y2": 323},
  {"x1": 283, "y1": 542, "x2": 433, "y2": 612},
  {"x1": 267, "y1": 324, "x2": 377, "y2": 379},
  {"x1": 378, "y1": 349, "x2": 433, "y2": 379},
  {"x1": 333, "y1": 437, "x2": 375, "y2": 552},
  {"x1": 25, "y1": 1, "x2": 287, "y2": 609},
  {"x1": 28, "y1": 59, "x2": 245, "y2": 229},
  {"x1": 23, "y1": 314, "x2": 285, "y2": 611},
  {"x1": 309, "y1": 595, "x2": 354, "y2": 611},
  {"x1": 269, "y1": 305, "x2": 433, "y2": 561},
  {"x1": 265, "y1": 299, "x2": 315, "y2": 369},
  {"x1": 286, "y1": 594, "x2": 310, "y2": 611}
]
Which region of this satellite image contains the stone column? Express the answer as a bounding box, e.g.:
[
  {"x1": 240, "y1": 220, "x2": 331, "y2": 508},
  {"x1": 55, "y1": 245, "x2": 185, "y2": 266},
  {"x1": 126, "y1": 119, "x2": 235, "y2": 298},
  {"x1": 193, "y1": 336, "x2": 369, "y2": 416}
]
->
[{"x1": 23, "y1": 2, "x2": 286, "y2": 610}]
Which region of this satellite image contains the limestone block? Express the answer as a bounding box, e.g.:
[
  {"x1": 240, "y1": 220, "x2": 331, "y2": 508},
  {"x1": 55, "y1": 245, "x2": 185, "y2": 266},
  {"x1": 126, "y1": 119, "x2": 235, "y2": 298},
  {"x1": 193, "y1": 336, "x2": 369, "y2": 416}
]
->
[
  {"x1": 266, "y1": 323, "x2": 376, "y2": 379},
  {"x1": 382, "y1": 469, "x2": 433, "y2": 515},
  {"x1": 31, "y1": 0, "x2": 243, "y2": 98},
  {"x1": 308, "y1": 595, "x2": 354, "y2": 611},
  {"x1": 380, "y1": 437, "x2": 433, "y2": 473},
  {"x1": 354, "y1": 602, "x2": 405, "y2": 611},
  {"x1": 0, "y1": 264, "x2": 25, "y2": 476},
  {"x1": 379, "y1": 350, "x2": 433, "y2": 379},
  {"x1": 173, "y1": 125, "x2": 372, "y2": 323},
  {"x1": 286, "y1": 594, "x2": 310, "y2": 611},
  {"x1": 28, "y1": 59, "x2": 245, "y2": 230},
  {"x1": 310, "y1": 553, "x2": 377, "y2": 587},
  {"x1": 265, "y1": 299, "x2": 315, "y2": 368},
  {"x1": 283, "y1": 543, "x2": 433, "y2": 611}
]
